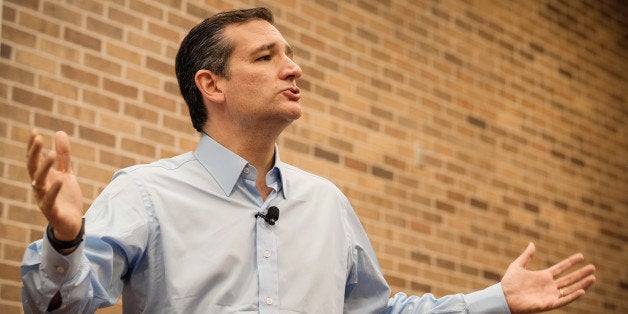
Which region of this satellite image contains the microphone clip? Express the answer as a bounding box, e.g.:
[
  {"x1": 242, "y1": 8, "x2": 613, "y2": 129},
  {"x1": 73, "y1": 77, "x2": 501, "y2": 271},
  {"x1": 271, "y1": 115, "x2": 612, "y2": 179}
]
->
[{"x1": 255, "y1": 206, "x2": 280, "y2": 225}]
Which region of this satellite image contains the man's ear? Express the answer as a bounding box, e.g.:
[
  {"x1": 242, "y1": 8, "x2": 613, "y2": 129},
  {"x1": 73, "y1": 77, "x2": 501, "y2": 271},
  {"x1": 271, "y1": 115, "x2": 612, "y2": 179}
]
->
[{"x1": 194, "y1": 69, "x2": 225, "y2": 104}]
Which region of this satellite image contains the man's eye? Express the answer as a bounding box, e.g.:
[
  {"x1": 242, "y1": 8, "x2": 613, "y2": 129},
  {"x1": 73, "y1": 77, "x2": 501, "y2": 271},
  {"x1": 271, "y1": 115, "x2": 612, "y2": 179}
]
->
[{"x1": 256, "y1": 55, "x2": 272, "y2": 62}]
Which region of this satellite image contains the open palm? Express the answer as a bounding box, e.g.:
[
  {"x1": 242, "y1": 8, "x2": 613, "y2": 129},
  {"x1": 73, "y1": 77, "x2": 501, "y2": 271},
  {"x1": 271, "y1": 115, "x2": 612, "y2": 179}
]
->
[{"x1": 501, "y1": 243, "x2": 596, "y2": 313}]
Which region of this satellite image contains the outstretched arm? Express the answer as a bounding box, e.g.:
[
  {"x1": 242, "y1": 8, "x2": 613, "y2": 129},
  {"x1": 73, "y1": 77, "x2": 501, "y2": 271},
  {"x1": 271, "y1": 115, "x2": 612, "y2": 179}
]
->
[{"x1": 501, "y1": 242, "x2": 596, "y2": 313}]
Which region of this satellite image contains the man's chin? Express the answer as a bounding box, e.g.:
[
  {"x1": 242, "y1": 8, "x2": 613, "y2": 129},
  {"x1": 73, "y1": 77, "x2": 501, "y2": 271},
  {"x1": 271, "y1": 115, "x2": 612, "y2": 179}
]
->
[{"x1": 283, "y1": 106, "x2": 302, "y2": 122}]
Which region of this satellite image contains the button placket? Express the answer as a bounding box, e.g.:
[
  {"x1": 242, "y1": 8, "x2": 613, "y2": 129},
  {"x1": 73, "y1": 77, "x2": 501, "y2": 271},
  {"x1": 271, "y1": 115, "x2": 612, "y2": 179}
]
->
[{"x1": 256, "y1": 210, "x2": 279, "y2": 313}]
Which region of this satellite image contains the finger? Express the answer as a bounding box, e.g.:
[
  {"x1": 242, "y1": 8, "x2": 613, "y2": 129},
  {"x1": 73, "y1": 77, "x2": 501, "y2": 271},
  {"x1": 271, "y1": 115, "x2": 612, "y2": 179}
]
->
[
  {"x1": 556, "y1": 264, "x2": 596, "y2": 289},
  {"x1": 554, "y1": 289, "x2": 586, "y2": 308},
  {"x1": 54, "y1": 131, "x2": 71, "y2": 173},
  {"x1": 32, "y1": 151, "x2": 56, "y2": 193},
  {"x1": 560, "y1": 273, "x2": 596, "y2": 297},
  {"x1": 548, "y1": 253, "x2": 584, "y2": 277},
  {"x1": 512, "y1": 242, "x2": 535, "y2": 268},
  {"x1": 27, "y1": 131, "x2": 43, "y2": 179},
  {"x1": 39, "y1": 179, "x2": 63, "y2": 219},
  {"x1": 27, "y1": 129, "x2": 39, "y2": 157}
]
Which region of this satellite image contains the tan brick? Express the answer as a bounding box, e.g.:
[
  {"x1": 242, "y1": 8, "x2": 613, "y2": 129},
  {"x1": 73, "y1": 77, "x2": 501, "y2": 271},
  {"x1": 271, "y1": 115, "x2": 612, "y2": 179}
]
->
[
  {"x1": 3, "y1": 114, "x2": 29, "y2": 142},
  {"x1": 12, "y1": 87, "x2": 53, "y2": 111},
  {"x1": 0, "y1": 281, "x2": 23, "y2": 302},
  {"x1": 121, "y1": 137, "x2": 156, "y2": 157},
  {"x1": 34, "y1": 113, "x2": 75, "y2": 133},
  {"x1": 79, "y1": 125, "x2": 116, "y2": 147},
  {"x1": 163, "y1": 115, "x2": 191, "y2": 133},
  {"x1": 124, "y1": 102, "x2": 158, "y2": 124},
  {"x1": 8, "y1": 205, "x2": 47, "y2": 227},
  {"x1": 105, "y1": 42, "x2": 142, "y2": 65},
  {"x1": 40, "y1": 38, "x2": 81, "y2": 62},
  {"x1": 83, "y1": 89, "x2": 120, "y2": 112},
  {"x1": 1, "y1": 63, "x2": 35, "y2": 86},
  {"x1": 167, "y1": 11, "x2": 197, "y2": 30},
  {"x1": 64, "y1": 27, "x2": 102, "y2": 51},
  {"x1": 78, "y1": 162, "x2": 117, "y2": 183},
  {"x1": 103, "y1": 78, "x2": 138, "y2": 99},
  {"x1": 66, "y1": 0, "x2": 104, "y2": 14},
  {"x1": 19, "y1": 11, "x2": 61, "y2": 37},
  {"x1": 2, "y1": 25, "x2": 37, "y2": 48},
  {"x1": 107, "y1": 8, "x2": 140, "y2": 30},
  {"x1": 87, "y1": 16, "x2": 123, "y2": 40},
  {"x1": 98, "y1": 112, "x2": 136, "y2": 134},
  {"x1": 129, "y1": 0, "x2": 163, "y2": 20},
  {"x1": 57, "y1": 101, "x2": 97, "y2": 123},
  {"x1": 127, "y1": 31, "x2": 162, "y2": 54},
  {"x1": 0, "y1": 222, "x2": 28, "y2": 242},
  {"x1": 100, "y1": 149, "x2": 135, "y2": 169},
  {"x1": 43, "y1": 2, "x2": 82, "y2": 26},
  {"x1": 0, "y1": 2, "x2": 626, "y2": 312},
  {"x1": 84, "y1": 53, "x2": 122, "y2": 76},
  {"x1": 125, "y1": 67, "x2": 160, "y2": 89},
  {"x1": 60, "y1": 64, "x2": 99, "y2": 86},
  {"x1": 15, "y1": 50, "x2": 57, "y2": 74},
  {"x1": 299, "y1": 34, "x2": 325, "y2": 52},
  {"x1": 38, "y1": 75, "x2": 79, "y2": 99},
  {"x1": 141, "y1": 125, "x2": 174, "y2": 145},
  {"x1": 148, "y1": 21, "x2": 180, "y2": 43}
]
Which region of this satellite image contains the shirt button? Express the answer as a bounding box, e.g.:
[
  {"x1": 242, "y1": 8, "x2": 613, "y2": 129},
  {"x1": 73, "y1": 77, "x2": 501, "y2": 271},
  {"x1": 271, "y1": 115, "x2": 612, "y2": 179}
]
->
[
  {"x1": 243, "y1": 167, "x2": 250, "y2": 174},
  {"x1": 263, "y1": 250, "x2": 271, "y2": 258},
  {"x1": 266, "y1": 297, "x2": 273, "y2": 305},
  {"x1": 56, "y1": 266, "x2": 65, "y2": 274}
]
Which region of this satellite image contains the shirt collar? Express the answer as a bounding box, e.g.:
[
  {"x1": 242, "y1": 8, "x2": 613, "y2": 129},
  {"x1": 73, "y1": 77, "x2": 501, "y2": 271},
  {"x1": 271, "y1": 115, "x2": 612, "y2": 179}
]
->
[{"x1": 194, "y1": 133, "x2": 288, "y2": 198}]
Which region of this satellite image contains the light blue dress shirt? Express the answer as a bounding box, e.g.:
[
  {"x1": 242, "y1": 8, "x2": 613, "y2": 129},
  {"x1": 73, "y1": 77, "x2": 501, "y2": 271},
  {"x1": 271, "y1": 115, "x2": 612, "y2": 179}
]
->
[{"x1": 22, "y1": 134, "x2": 511, "y2": 313}]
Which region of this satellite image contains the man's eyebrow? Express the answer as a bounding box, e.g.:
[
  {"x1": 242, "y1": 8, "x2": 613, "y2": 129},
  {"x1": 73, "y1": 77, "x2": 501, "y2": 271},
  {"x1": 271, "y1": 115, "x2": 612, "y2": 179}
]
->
[
  {"x1": 251, "y1": 43, "x2": 275, "y2": 56},
  {"x1": 250, "y1": 42, "x2": 294, "y2": 57}
]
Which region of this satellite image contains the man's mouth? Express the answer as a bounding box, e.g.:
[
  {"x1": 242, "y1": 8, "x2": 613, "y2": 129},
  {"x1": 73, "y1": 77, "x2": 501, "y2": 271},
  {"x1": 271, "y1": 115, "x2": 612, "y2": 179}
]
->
[{"x1": 283, "y1": 87, "x2": 301, "y2": 101}]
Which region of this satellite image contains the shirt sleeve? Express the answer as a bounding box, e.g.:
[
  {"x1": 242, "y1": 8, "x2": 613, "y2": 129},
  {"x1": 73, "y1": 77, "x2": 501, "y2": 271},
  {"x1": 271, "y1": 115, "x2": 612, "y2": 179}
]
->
[
  {"x1": 21, "y1": 172, "x2": 149, "y2": 313},
  {"x1": 387, "y1": 283, "x2": 511, "y2": 313}
]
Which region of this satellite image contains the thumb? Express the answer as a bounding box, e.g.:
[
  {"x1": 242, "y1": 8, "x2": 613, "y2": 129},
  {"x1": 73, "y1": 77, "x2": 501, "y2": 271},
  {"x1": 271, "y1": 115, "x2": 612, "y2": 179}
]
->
[{"x1": 512, "y1": 242, "x2": 535, "y2": 269}]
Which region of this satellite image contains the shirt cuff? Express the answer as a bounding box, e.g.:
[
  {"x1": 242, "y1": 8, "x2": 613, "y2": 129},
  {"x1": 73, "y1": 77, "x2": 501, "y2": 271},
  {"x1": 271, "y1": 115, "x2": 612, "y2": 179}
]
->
[
  {"x1": 464, "y1": 283, "x2": 511, "y2": 314},
  {"x1": 40, "y1": 231, "x2": 84, "y2": 285}
]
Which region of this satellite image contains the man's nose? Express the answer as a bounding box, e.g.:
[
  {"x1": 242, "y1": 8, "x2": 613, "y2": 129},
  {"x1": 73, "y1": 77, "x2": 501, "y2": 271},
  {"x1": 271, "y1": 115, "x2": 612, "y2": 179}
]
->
[{"x1": 280, "y1": 56, "x2": 302, "y2": 80}]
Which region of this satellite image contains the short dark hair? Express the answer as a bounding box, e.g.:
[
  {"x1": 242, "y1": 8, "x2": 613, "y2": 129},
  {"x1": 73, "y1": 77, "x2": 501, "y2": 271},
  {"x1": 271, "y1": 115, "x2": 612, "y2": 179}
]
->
[{"x1": 175, "y1": 7, "x2": 274, "y2": 132}]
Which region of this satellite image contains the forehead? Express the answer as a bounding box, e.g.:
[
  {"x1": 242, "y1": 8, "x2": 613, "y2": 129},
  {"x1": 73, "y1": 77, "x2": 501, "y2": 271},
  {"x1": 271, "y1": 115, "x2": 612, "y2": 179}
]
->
[{"x1": 223, "y1": 19, "x2": 288, "y2": 55}]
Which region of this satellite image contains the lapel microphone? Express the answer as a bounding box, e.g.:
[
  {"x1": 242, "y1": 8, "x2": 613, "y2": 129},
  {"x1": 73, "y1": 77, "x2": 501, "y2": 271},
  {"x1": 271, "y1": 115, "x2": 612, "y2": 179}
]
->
[{"x1": 255, "y1": 206, "x2": 280, "y2": 225}]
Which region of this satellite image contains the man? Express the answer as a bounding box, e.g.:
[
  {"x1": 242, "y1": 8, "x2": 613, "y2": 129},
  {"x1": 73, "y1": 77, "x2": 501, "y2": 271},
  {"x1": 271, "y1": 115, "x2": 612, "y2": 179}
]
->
[{"x1": 22, "y1": 7, "x2": 595, "y2": 313}]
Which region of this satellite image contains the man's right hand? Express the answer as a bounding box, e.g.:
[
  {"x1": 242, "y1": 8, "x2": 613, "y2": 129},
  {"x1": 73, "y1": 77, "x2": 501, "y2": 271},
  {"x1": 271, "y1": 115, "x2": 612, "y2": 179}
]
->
[{"x1": 27, "y1": 129, "x2": 84, "y2": 243}]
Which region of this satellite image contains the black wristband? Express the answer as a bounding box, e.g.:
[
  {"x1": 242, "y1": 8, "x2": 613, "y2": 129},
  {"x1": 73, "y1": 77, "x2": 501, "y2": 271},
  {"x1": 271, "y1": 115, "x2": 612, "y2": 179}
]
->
[{"x1": 46, "y1": 218, "x2": 85, "y2": 251}]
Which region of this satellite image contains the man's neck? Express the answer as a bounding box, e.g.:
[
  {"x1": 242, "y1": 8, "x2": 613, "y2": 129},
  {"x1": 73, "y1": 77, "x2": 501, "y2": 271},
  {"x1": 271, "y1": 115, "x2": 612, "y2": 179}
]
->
[{"x1": 204, "y1": 124, "x2": 279, "y2": 177}]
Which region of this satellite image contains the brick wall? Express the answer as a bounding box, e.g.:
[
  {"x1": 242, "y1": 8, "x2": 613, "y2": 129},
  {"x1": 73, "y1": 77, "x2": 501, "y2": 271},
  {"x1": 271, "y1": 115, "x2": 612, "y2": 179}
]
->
[{"x1": 1, "y1": 0, "x2": 626, "y2": 313}]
